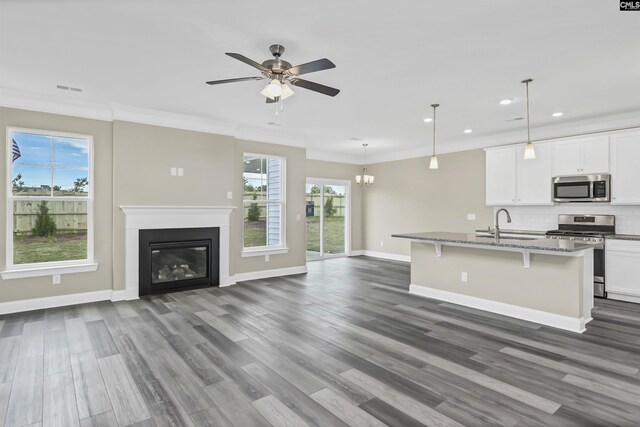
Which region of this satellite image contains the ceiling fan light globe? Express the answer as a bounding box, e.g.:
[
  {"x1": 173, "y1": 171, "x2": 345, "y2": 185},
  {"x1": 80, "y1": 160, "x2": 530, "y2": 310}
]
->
[
  {"x1": 260, "y1": 86, "x2": 276, "y2": 100},
  {"x1": 281, "y1": 84, "x2": 295, "y2": 100},
  {"x1": 266, "y1": 79, "x2": 283, "y2": 97}
]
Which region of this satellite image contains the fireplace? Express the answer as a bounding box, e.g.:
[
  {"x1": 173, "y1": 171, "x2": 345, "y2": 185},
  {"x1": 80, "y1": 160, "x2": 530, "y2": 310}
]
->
[{"x1": 139, "y1": 227, "x2": 219, "y2": 296}]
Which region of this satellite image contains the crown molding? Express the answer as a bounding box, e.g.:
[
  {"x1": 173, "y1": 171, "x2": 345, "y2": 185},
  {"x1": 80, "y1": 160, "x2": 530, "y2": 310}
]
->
[{"x1": 306, "y1": 149, "x2": 362, "y2": 165}]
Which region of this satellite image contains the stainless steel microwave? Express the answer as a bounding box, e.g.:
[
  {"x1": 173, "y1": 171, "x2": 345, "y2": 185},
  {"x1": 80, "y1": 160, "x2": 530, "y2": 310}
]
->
[{"x1": 553, "y1": 174, "x2": 610, "y2": 202}]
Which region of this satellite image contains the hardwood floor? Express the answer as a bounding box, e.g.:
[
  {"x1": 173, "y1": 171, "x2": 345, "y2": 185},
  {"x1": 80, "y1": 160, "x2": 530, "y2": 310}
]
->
[{"x1": 1, "y1": 256, "x2": 640, "y2": 426}]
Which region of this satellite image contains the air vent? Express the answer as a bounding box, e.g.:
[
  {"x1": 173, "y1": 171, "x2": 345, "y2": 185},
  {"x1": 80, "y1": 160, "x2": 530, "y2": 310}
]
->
[
  {"x1": 57, "y1": 84, "x2": 83, "y2": 92},
  {"x1": 266, "y1": 122, "x2": 280, "y2": 126},
  {"x1": 348, "y1": 137, "x2": 362, "y2": 141}
]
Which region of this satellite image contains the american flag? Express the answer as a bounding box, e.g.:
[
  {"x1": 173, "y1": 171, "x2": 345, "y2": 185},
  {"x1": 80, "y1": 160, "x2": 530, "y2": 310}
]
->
[{"x1": 12, "y1": 138, "x2": 21, "y2": 162}]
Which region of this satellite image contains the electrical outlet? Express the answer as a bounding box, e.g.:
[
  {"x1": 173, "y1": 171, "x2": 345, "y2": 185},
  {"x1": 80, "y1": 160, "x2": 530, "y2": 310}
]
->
[
  {"x1": 265, "y1": 254, "x2": 270, "y2": 262},
  {"x1": 296, "y1": 213, "x2": 301, "y2": 221},
  {"x1": 467, "y1": 213, "x2": 476, "y2": 221},
  {"x1": 170, "y1": 167, "x2": 177, "y2": 176},
  {"x1": 227, "y1": 191, "x2": 233, "y2": 199},
  {"x1": 461, "y1": 272, "x2": 468, "y2": 282},
  {"x1": 52, "y1": 274, "x2": 61, "y2": 285},
  {"x1": 177, "y1": 168, "x2": 184, "y2": 176},
  {"x1": 380, "y1": 241, "x2": 384, "y2": 247}
]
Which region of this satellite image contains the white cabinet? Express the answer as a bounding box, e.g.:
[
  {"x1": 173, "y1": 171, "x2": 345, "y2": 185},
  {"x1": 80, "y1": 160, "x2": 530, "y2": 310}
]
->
[
  {"x1": 516, "y1": 143, "x2": 552, "y2": 205},
  {"x1": 485, "y1": 144, "x2": 552, "y2": 206},
  {"x1": 552, "y1": 136, "x2": 609, "y2": 176},
  {"x1": 606, "y1": 239, "x2": 640, "y2": 303},
  {"x1": 486, "y1": 147, "x2": 516, "y2": 205},
  {"x1": 611, "y1": 131, "x2": 640, "y2": 205}
]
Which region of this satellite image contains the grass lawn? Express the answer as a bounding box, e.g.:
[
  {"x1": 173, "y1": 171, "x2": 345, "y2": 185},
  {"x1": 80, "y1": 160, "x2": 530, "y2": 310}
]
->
[
  {"x1": 244, "y1": 217, "x2": 345, "y2": 254},
  {"x1": 244, "y1": 221, "x2": 267, "y2": 247},
  {"x1": 306, "y1": 216, "x2": 345, "y2": 254},
  {"x1": 14, "y1": 233, "x2": 87, "y2": 264}
]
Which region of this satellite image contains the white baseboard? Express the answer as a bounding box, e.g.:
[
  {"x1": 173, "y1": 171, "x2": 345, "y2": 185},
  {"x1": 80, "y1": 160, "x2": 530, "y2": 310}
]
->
[
  {"x1": 409, "y1": 284, "x2": 590, "y2": 333},
  {"x1": 231, "y1": 265, "x2": 308, "y2": 283},
  {"x1": 0, "y1": 289, "x2": 123, "y2": 315},
  {"x1": 349, "y1": 250, "x2": 365, "y2": 256},
  {"x1": 358, "y1": 250, "x2": 411, "y2": 263},
  {"x1": 110, "y1": 290, "x2": 128, "y2": 302},
  {"x1": 607, "y1": 290, "x2": 640, "y2": 304}
]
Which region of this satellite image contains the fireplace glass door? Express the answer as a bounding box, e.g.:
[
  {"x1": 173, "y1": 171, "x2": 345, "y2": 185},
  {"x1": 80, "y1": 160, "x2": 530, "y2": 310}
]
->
[{"x1": 151, "y1": 242, "x2": 209, "y2": 284}]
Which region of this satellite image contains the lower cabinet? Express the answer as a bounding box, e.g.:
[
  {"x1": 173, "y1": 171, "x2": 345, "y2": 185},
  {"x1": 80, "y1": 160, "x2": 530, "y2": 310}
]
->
[{"x1": 606, "y1": 239, "x2": 640, "y2": 303}]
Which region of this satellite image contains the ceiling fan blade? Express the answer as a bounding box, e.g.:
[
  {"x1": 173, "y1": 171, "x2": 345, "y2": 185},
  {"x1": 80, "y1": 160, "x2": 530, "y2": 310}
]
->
[
  {"x1": 289, "y1": 78, "x2": 340, "y2": 97},
  {"x1": 287, "y1": 58, "x2": 335, "y2": 76},
  {"x1": 225, "y1": 53, "x2": 270, "y2": 73},
  {"x1": 206, "y1": 76, "x2": 263, "y2": 85}
]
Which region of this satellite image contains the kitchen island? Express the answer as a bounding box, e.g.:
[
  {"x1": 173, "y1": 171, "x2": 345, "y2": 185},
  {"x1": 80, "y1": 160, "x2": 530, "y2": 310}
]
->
[{"x1": 392, "y1": 232, "x2": 599, "y2": 333}]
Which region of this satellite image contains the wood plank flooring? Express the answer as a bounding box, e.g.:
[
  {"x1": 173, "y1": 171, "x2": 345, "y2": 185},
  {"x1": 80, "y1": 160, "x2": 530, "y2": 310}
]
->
[{"x1": 1, "y1": 256, "x2": 640, "y2": 426}]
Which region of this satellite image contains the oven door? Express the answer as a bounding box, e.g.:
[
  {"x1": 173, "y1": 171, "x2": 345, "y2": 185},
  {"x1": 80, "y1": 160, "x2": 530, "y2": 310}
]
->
[{"x1": 594, "y1": 247, "x2": 606, "y2": 298}]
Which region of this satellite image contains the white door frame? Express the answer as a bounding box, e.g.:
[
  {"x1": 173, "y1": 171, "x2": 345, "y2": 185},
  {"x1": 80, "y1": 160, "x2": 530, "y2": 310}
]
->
[{"x1": 306, "y1": 177, "x2": 351, "y2": 259}]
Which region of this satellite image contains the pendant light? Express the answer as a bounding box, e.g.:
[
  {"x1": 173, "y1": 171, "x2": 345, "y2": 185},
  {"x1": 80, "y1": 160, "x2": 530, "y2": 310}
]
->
[
  {"x1": 356, "y1": 143, "x2": 374, "y2": 186},
  {"x1": 522, "y1": 78, "x2": 536, "y2": 160},
  {"x1": 429, "y1": 103, "x2": 440, "y2": 169}
]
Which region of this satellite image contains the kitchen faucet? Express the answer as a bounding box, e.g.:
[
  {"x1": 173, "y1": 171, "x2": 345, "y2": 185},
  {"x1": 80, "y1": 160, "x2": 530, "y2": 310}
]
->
[{"x1": 494, "y1": 208, "x2": 512, "y2": 240}]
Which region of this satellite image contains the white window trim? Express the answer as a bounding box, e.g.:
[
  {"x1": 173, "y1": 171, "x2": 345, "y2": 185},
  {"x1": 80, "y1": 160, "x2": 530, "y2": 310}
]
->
[
  {"x1": 241, "y1": 152, "x2": 287, "y2": 256},
  {"x1": 2, "y1": 127, "x2": 96, "y2": 280}
]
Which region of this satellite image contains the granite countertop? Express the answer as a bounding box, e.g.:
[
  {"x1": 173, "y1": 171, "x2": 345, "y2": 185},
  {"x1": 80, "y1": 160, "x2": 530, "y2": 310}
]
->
[
  {"x1": 392, "y1": 231, "x2": 602, "y2": 253},
  {"x1": 607, "y1": 234, "x2": 640, "y2": 241}
]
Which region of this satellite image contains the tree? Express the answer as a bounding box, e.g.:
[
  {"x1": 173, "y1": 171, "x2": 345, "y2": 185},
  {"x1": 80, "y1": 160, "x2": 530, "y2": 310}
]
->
[
  {"x1": 11, "y1": 173, "x2": 25, "y2": 193},
  {"x1": 243, "y1": 177, "x2": 254, "y2": 193},
  {"x1": 73, "y1": 177, "x2": 88, "y2": 194},
  {"x1": 53, "y1": 185, "x2": 61, "y2": 192},
  {"x1": 324, "y1": 186, "x2": 337, "y2": 195},
  {"x1": 33, "y1": 201, "x2": 57, "y2": 238},
  {"x1": 247, "y1": 194, "x2": 261, "y2": 222},
  {"x1": 324, "y1": 197, "x2": 336, "y2": 217},
  {"x1": 310, "y1": 185, "x2": 321, "y2": 194}
]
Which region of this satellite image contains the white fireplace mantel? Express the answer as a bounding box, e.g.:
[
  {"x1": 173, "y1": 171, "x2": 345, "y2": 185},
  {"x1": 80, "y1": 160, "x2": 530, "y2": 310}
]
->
[{"x1": 120, "y1": 205, "x2": 235, "y2": 300}]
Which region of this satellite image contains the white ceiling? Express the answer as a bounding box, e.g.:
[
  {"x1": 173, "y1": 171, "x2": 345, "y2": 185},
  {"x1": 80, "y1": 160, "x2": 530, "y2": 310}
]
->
[{"x1": 1, "y1": 0, "x2": 639, "y2": 163}]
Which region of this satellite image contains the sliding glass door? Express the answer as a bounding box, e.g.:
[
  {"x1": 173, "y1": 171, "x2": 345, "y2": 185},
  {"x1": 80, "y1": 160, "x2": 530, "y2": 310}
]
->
[{"x1": 306, "y1": 179, "x2": 350, "y2": 260}]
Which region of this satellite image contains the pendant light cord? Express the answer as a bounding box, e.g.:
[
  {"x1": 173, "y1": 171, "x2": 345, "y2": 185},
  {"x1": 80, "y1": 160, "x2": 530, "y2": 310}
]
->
[
  {"x1": 433, "y1": 105, "x2": 436, "y2": 156},
  {"x1": 526, "y1": 80, "x2": 530, "y2": 144},
  {"x1": 430, "y1": 104, "x2": 439, "y2": 156}
]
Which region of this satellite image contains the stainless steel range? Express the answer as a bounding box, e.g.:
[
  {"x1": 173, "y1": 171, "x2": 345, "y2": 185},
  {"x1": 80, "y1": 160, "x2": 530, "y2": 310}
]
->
[{"x1": 546, "y1": 214, "x2": 615, "y2": 298}]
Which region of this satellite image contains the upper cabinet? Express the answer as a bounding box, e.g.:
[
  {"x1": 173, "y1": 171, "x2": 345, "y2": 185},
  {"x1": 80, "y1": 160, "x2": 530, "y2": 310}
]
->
[
  {"x1": 552, "y1": 136, "x2": 609, "y2": 176},
  {"x1": 516, "y1": 143, "x2": 552, "y2": 205},
  {"x1": 486, "y1": 147, "x2": 516, "y2": 205},
  {"x1": 485, "y1": 143, "x2": 552, "y2": 206},
  {"x1": 611, "y1": 131, "x2": 640, "y2": 205}
]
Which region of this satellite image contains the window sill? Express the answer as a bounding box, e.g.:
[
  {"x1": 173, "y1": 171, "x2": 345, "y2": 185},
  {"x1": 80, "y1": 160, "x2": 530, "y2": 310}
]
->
[
  {"x1": 241, "y1": 247, "x2": 289, "y2": 258},
  {"x1": 1, "y1": 262, "x2": 99, "y2": 280}
]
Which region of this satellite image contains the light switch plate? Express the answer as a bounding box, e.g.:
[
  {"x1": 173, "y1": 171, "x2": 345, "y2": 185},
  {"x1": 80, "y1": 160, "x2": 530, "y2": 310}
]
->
[
  {"x1": 177, "y1": 168, "x2": 184, "y2": 176},
  {"x1": 227, "y1": 191, "x2": 233, "y2": 199},
  {"x1": 52, "y1": 274, "x2": 61, "y2": 285},
  {"x1": 467, "y1": 213, "x2": 476, "y2": 221},
  {"x1": 296, "y1": 213, "x2": 301, "y2": 221},
  {"x1": 170, "y1": 167, "x2": 177, "y2": 176},
  {"x1": 461, "y1": 272, "x2": 468, "y2": 282}
]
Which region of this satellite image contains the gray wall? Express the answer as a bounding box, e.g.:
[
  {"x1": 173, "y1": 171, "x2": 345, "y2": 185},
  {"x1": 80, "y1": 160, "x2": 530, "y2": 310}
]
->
[{"x1": 363, "y1": 150, "x2": 494, "y2": 256}]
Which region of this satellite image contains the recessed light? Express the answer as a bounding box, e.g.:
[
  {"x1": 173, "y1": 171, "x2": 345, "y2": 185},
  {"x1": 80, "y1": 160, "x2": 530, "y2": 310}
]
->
[
  {"x1": 464, "y1": 129, "x2": 473, "y2": 134},
  {"x1": 552, "y1": 112, "x2": 564, "y2": 117},
  {"x1": 423, "y1": 117, "x2": 433, "y2": 123},
  {"x1": 499, "y1": 98, "x2": 513, "y2": 105}
]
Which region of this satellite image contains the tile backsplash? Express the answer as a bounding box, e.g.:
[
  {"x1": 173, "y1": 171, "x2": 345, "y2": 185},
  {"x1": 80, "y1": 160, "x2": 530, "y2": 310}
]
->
[{"x1": 495, "y1": 204, "x2": 640, "y2": 235}]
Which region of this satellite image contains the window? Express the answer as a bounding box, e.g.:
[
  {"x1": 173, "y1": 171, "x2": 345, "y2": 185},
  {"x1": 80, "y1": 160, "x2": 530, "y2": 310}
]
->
[
  {"x1": 242, "y1": 154, "x2": 286, "y2": 254},
  {"x1": 5, "y1": 127, "x2": 94, "y2": 273}
]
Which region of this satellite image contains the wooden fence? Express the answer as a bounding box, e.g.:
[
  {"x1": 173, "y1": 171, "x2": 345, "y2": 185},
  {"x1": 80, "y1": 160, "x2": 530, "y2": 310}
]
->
[{"x1": 13, "y1": 200, "x2": 87, "y2": 235}]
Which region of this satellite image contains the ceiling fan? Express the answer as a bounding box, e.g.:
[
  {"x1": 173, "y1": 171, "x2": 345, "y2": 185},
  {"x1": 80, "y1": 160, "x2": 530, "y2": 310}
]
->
[{"x1": 205, "y1": 44, "x2": 339, "y2": 104}]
